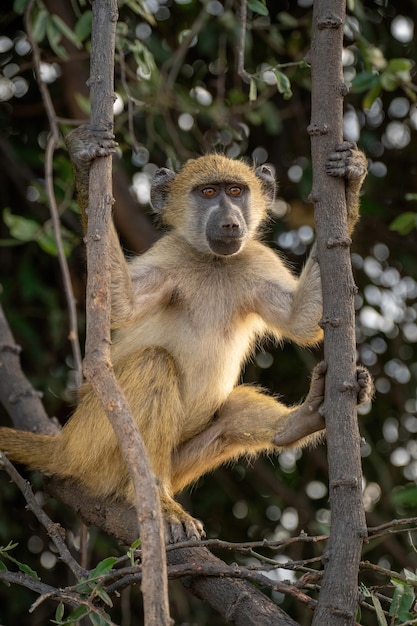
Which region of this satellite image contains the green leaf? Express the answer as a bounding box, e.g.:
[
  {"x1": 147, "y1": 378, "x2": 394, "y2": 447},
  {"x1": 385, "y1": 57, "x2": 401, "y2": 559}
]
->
[
  {"x1": 95, "y1": 587, "x2": 113, "y2": 607},
  {"x1": 248, "y1": 0, "x2": 269, "y2": 16},
  {"x1": 37, "y1": 231, "x2": 60, "y2": 256},
  {"x1": 379, "y1": 59, "x2": 412, "y2": 92},
  {"x1": 38, "y1": 222, "x2": 78, "y2": 257},
  {"x1": 404, "y1": 568, "x2": 417, "y2": 586},
  {"x1": 390, "y1": 212, "x2": 417, "y2": 235},
  {"x1": 127, "y1": 538, "x2": 141, "y2": 565},
  {"x1": 3, "y1": 210, "x2": 76, "y2": 256},
  {"x1": 130, "y1": 538, "x2": 142, "y2": 550},
  {"x1": 120, "y1": 0, "x2": 156, "y2": 23},
  {"x1": 273, "y1": 70, "x2": 292, "y2": 100},
  {"x1": 46, "y1": 19, "x2": 67, "y2": 59},
  {"x1": 89, "y1": 612, "x2": 112, "y2": 626},
  {"x1": 1, "y1": 549, "x2": 40, "y2": 580},
  {"x1": 0, "y1": 560, "x2": 10, "y2": 587},
  {"x1": 249, "y1": 78, "x2": 257, "y2": 102},
  {"x1": 359, "y1": 582, "x2": 371, "y2": 598},
  {"x1": 16, "y1": 561, "x2": 40, "y2": 580},
  {"x1": 389, "y1": 580, "x2": 415, "y2": 620},
  {"x1": 389, "y1": 583, "x2": 403, "y2": 617},
  {"x1": 55, "y1": 603, "x2": 65, "y2": 622},
  {"x1": 387, "y1": 58, "x2": 413, "y2": 73},
  {"x1": 405, "y1": 193, "x2": 417, "y2": 202},
  {"x1": 364, "y1": 46, "x2": 387, "y2": 71},
  {"x1": 0, "y1": 542, "x2": 18, "y2": 553},
  {"x1": 129, "y1": 40, "x2": 156, "y2": 80},
  {"x1": 362, "y1": 82, "x2": 382, "y2": 109},
  {"x1": 51, "y1": 15, "x2": 82, "y2": 49},
  {"x1": 371, "y1": 594, "x2": 388, "y2": 626},
  {"x1": 350, "y1": 71, "x2": 379, "y2": 93},
  {"x1": 360, "y1": 584, "x2": 387, "y2": 626},
  {"x1": 74, "y1": 578, "x2": 93, "y2": 595},
  {"x1": 64, "y1": 605, "x2": 89, "y2": 623},
  {"x1": 74, "y1": 11, "x2": 92, "y2": 42},
  {"x1": 90, "y1": 556, "x2": 118, "y2": 579},
  {"x1": 277, "y1": 11, "x2": 299, "y2": 28},
  {"x1": 32, "y1": 9, "x2": 49, "y2": 43},
  {"x1": 380, "y1": 71, "x2": 399, "y2": 92},
  {"x1": 13, "y1": 0, "x2": 29, "y2": 14},
  {"x1": 3, "y1": 209, "x2": 41, "y2": 242}
]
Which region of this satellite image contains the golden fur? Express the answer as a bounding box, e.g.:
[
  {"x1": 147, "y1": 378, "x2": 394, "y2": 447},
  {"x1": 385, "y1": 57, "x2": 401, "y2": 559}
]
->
[{"x1": 0, "y1": 130, "x2": 368, "y2": 541}]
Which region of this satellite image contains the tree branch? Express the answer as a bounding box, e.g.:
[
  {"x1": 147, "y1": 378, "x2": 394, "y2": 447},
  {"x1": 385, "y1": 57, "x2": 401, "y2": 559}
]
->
[
  {"x1": 0, "y1": 302, "x2": 59, "y2": 435},
  {"x1": 0, "y1": 453, "x2": 85, "y2": 580},
  {"x1": 82, "y1": 2, "x2": 171, "y2": 624},
  {"x1": 48, "y1": 477, "x2": 301, "y2": 626},
  {"x1": 308, "y1": 2, "x2": 366, "y2": 624}
]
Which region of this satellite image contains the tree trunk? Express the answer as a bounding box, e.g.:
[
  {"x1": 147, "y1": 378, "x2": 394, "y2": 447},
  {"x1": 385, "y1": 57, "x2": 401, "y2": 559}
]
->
[{"x1": 309, "y1": 2, "x2": 366, "y2": 625}]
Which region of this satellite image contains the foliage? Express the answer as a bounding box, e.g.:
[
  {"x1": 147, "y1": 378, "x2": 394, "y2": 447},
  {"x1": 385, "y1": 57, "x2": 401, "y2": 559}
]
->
[{"x1": 1, "y1": 0, "x2": 417, "y2": 624}]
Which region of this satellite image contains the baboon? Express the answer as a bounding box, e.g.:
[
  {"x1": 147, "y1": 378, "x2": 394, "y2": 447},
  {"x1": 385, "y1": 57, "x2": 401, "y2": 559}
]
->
[{"x1": 0, "y1": 128, "x2": 372, "y2": 542}]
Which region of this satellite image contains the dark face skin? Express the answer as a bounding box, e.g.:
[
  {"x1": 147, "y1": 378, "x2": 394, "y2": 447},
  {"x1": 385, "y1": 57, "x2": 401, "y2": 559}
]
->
[{"x1": 192, "y1": 182, "x2": 249, "y2": 256}]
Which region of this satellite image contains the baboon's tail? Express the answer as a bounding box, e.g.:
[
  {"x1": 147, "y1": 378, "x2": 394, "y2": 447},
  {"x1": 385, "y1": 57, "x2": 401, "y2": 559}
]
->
[{"x1": 0, "y1": 427, "x2": 58, "y2": 473}]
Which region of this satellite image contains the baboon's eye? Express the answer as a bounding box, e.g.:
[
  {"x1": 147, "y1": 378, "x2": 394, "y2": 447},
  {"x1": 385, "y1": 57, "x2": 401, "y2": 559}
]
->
[
  {"x1": 202, "y1": 187, "x2": 217, "y2": 198},
  {"x1": 228, "y1": 186, "x2": 242, "y2": 197}
]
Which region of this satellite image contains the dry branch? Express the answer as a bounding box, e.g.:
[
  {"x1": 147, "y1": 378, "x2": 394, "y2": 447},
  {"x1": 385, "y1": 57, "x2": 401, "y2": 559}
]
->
[
  {"x1": 0, "y1": 302, "x2": 59, "y2": 435},
  {"x1": 81, "y1": 1, "x2": 171, "y2": 624},
  {"x1": 0, "y1": 452, "x2": 85, "y2": 580},
  {"x1": 309, "y1": 1, "x2": 366, "y2": 624},
  {"x1": 48, "y1": 477, "x2": 301, "y2": 626}
]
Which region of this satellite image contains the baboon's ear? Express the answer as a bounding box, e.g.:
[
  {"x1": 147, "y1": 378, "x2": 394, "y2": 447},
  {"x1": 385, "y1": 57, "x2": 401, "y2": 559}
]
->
[
  {"x1": 255, "y1": 164, "x2": 277, "y2": 203},
  {"x1": 150, "y1": 168, "x2": 176, "y2": 213}
]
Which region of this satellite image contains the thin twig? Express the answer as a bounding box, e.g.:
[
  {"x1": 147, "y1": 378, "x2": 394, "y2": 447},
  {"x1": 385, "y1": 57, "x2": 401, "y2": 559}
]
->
[
  {"x1": 30, "y1": 590, "x2": 118, "y2": 624},
  {"x1": 360, "y1": 560, "x2": 407, "y2": 583},
  {"x1": 163, "y1": 6, "x2": 210, "y2": 91},
  {"x1": 117, "y1": 41, "x2": 142, "y2": 153},
  {"x1": 24, "y1": 0, "x2": 83, "y2": 387},
  {"x1": 237, "y1": 0, "x2": 250, "y2": 80},
  {"x1": 0, "y1": 569, "x2": 58, "y2": 598},
  {"x1": 165, "y1": 532, "x2": 329, "y2": 553},
  {"x1": 368, "y1": 516, "x2": 417, "y2": 535},
  {"x1": 0, "y1": 453, "x2": 86, "y2": 580},
  {"x1": 103, "y1": 560, "x2": 317, "y2": 609}
]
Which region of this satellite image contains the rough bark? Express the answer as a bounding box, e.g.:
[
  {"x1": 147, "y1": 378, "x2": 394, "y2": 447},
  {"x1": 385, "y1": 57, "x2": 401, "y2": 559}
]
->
[
  {"x1": 0, "y1": 303, "x2": 59, "y2": 435},
  {"x1": 83, "y1": 2, "x2": 171, "y2": 624},
  {"x1": 308, "y1": 2, "x2": 367, "y2": 625}
]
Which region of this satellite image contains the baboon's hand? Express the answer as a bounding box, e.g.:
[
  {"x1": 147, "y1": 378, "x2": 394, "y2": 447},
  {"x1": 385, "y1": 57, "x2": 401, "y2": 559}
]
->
[
  {"x1": 355, "y1": 365, "x2": 374, "y2": 406},
  {"x1": 309, "y1": 362, "x2": 374, "y2": 409},
  {"x1": 325, "y1": 141, "x2": 367, "y2": 181},
  {"x1": 65, "y1": 125, "x2": 118, "y2": 169}
]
